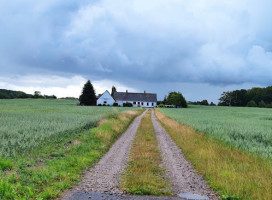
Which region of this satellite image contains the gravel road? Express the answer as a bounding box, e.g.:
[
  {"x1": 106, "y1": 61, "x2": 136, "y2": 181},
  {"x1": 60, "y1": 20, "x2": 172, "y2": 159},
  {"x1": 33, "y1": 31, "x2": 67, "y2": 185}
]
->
[
  {"x1": 151, "y1": 109, "x2": 218, "y2": 199},
  {"x1": 62, "y1": 110, "x2": 147, "y2": 200},
  {"x1": 61, "y1": 109, "x2": 218, "y2": 200}
]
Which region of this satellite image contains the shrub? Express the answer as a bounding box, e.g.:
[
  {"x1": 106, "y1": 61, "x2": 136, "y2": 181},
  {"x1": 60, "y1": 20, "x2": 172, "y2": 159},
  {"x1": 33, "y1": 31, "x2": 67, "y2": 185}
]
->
[
  {"x1": 123, "y1": 102, "x2": 133, "y2": 107},
  {"x1": 158, "y1": 104, "x2": 165, "y2": 108},
  {"x1": 266, "y1": 103, "x2": 272, "y2": 108},
  {"x1": 258, "y1": 100, "x2": 266, "y2": 108},
  {"x1": 98, "y1": 104, "x2": 102, "y2": 106},
  {"x1": 247, "y1": 100, "x2": 257, "y2": 107},
  {"x1": 113, "y1": 103, "x2": 118, "y2": 107}
]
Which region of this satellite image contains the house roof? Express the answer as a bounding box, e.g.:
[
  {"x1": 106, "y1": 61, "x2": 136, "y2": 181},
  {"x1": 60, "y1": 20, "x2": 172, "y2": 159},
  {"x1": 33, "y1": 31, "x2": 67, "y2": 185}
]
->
[{"x1": 113, "y1": 92, "x2": 157, "y2": 102}]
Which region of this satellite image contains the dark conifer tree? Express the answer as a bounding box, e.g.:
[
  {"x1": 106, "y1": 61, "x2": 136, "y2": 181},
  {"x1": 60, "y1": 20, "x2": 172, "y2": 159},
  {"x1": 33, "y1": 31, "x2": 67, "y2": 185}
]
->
[
  {"x1": 111, "y1": 86, "x2": 117, "y2": 96},
  {"x1": 79, "y1": 80, "x2": 96, "y2": 105}
]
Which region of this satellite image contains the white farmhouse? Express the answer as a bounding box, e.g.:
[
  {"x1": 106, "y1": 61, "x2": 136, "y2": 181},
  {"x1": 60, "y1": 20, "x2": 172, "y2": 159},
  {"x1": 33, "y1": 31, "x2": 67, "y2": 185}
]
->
[
  {"x1": 113, "y1": 90, "x2": 157, "y2": 108},
  {"x1": 96, "y1": 90, "x2": 115, "y2": 106}
]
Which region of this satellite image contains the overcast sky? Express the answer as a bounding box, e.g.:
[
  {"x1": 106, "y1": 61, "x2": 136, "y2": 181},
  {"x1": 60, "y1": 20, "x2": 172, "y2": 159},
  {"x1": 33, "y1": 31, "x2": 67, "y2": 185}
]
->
[{"x1": 0, "y1": 0, "x2": 271, "y2": 102}]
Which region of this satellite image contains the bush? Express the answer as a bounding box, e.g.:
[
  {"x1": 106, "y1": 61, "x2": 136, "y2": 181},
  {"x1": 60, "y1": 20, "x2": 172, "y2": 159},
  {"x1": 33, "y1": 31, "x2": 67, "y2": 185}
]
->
[
  {"x1": 258, "y1": 100, "x2": 266, "y2": 108},
  {"x1": 123, "y1": 102, "x2": 133, "y2": 107},
  {"x1": 98, "y1": 104, "x2": 102, "y2": 106},
  {"x1": 266, "y1": 103, "x2": 272, "y2": 108},
  {"x1": 113, "y1": 102, "x2": 118, "y2": 107},
  {"x1": 247, "y1": 100, "x2": 257, "y2": 107},
  {"x1": 158, "y1": 104, "x2": 165, "y2": 108}
]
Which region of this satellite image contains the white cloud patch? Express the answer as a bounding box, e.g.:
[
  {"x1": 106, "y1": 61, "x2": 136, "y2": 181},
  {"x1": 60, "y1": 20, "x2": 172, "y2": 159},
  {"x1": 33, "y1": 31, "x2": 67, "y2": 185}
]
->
[{"x1": 0, "y1": 75, "x2": 135, "y2": 98}]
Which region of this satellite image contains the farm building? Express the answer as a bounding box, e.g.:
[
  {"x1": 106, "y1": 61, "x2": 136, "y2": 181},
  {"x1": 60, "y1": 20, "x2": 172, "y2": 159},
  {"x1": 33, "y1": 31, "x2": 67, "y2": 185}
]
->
[
  {"x1": 96, "y1": 90, "x2": 157, "y2": 107},
  {"x1": 114, "y1": 90, "x2": 157, "y2": 107},
  {"x1": 96, "y1": 90, "x2": 115, "y2": 106}
]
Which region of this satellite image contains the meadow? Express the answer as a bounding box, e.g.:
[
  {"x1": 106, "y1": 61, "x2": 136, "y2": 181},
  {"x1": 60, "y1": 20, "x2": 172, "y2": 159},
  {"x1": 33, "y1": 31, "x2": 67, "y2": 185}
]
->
[
  {"x1": 160, "y1": 105, "x2": 272, "y2": 158},
  {"x1": 0, "y1": 99, "x2": 134, "y2": 157}
]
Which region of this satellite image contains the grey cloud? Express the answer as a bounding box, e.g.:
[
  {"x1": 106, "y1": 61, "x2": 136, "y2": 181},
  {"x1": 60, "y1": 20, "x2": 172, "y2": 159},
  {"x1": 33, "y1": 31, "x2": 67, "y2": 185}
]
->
[{"x1": 0, "y1": 0, "x2": 272, "y2": 92}]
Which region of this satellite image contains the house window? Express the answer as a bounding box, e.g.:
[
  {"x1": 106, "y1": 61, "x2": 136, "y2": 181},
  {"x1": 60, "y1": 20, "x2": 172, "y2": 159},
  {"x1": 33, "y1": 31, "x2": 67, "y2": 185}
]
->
[
  {"x1": 133, "y1": 102, "x2": 136, "y2": 104},
  {"x1": 104, "y1": 101, "x2": 107, "y2": 104},
  {"x1": 141, "y1": 102, "x2": 143, "y2": 105},
  {"x1": 147, "y1": 102, "x2": 149, "y2": 106},
  {"x1": 152, "y1": 103, "x2": 154, "y2": 106}
]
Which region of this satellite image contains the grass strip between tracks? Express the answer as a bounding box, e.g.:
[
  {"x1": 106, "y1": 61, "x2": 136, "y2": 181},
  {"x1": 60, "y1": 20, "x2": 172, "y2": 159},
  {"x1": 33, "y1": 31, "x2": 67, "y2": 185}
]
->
[
  {"x1": 0, "y1": 110, "x2": 141, "y2": 200},
  {"x1": 121, "y1": 109, "x2": 172, "y2": 196},
  {"x1": 155, "y1": 109, "x2": 272, "y2": 200}
]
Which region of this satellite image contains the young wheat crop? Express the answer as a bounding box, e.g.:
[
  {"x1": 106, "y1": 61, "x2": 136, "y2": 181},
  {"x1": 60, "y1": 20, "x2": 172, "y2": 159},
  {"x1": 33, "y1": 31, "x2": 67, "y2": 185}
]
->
[{"x1": 160, "y1": 105, "x2": 272, "y2": 158}]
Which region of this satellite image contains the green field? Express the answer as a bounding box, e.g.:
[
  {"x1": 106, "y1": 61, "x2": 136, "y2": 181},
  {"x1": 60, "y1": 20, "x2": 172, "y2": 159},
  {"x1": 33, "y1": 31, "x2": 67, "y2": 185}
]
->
[
  {"x1": 0, "y1": 99, "x2": 139, "y2": 199},
  {"x1": 0, "y1": 99, "x2": 135, "y2": 157},
  {"x1": 160, "y1": 105, "x2": 272, "y2": 158}
]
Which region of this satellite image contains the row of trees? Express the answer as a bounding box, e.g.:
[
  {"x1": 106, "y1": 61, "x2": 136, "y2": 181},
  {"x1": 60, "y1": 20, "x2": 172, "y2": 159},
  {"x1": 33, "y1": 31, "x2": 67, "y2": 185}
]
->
[
  {"x1": 218, "y1": 86, "x2": 272, "y2": 108},
  {"x1": 0, "y1": 89, "x2": 56, "y2": 99},
  {"x1": 188, "y1": 100, "x2": 216, "y2": 106}
]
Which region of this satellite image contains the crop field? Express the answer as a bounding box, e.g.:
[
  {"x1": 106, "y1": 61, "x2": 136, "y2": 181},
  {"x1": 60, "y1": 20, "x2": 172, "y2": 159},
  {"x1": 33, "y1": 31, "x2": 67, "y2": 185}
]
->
[
  {"x1": 160, "y1": 105, "x2": 272, "y2": 158},
  {"x1": 0, "y1": 99, "x2": 139, "y2": 199},
  {"x1": 0, "y1": 99, "x2": 135, "y2": 157}
]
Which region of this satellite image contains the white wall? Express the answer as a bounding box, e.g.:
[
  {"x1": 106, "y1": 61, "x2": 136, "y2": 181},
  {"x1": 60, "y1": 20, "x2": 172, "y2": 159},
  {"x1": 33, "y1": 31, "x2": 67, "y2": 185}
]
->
[
  {"x1": 97, "y1": 91, "x2": 115, "y2": 106},
  {"x1": 116, "y1": 101, "x2": 157, "y2": 107}
]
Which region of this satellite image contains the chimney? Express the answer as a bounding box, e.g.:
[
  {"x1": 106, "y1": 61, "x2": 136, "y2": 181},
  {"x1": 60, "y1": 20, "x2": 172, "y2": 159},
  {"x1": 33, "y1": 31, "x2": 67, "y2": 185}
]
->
[
  {"x1": 144, "y1": 90, "x2": 146, "y2": 94},
  {"x1": 126, "y1": 90, "x2": 128, "y2": 93}
]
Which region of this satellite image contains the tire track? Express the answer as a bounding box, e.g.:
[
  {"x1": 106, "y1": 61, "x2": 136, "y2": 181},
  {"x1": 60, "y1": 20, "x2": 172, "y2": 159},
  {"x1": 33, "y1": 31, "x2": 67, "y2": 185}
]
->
[
  {"x1": 151, "y1": 109, "x2": 218, "y2": 199},
  {"x1": 62, "y1": 110, "x2": 147, "y2": 199}
]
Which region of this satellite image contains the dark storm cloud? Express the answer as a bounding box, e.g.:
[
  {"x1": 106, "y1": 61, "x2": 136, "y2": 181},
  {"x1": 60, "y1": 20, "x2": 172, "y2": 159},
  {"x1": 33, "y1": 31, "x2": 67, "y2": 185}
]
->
[{"x1": 1, "y1": 0, "x2": 272, "y2": 88}]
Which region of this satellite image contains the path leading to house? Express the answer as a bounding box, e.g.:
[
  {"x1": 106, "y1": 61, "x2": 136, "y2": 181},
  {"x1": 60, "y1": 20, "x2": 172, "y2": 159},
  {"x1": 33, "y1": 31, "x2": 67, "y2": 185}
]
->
[
  {"x1": 62, "y1": 110, "x2": 147, "y2": 199},
  {"x1": 62, "y1": 109, "x2": 218, "y2": 200},
  {"x1": 151, "y1": 109, "x2": 218, "y2": 199}
]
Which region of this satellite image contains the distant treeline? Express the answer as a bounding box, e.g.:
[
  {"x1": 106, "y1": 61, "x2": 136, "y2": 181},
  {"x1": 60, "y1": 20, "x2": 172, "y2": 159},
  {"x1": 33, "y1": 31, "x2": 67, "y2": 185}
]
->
[
  {"x1": 0, "y1": 89, "x2": 56, "y2": 99},
  {"x1": 218, "y1": 86, "x2": 272, "y2": 108},
  {"x1": 188, "y1": 100, "x2": 216, "y2": 106}
]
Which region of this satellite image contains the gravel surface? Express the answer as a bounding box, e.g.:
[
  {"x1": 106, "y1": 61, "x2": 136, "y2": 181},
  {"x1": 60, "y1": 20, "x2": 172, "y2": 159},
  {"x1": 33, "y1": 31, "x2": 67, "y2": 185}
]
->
[
  {"x1": 62, "y1": 110, "x2": 147, "y2": 200},
  {"x1": 65, "y1": 192, "x2": 181, "y2": 200},
  {"x1": 151, "y1": 109, "x2": 218, "y2": 200}
]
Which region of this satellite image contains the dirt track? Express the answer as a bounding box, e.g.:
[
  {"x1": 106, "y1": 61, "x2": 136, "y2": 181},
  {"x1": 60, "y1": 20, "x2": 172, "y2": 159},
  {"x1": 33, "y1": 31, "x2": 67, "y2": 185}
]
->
[
  {"x1": 62, "y1": 109, "x2": 218, "y2": 200},
  {"x1": 151, "y1": 109, "x2": 218, "y2": 199},
  {"x1": 62, "y1": 110, "x2": 147, "y2": 199}
]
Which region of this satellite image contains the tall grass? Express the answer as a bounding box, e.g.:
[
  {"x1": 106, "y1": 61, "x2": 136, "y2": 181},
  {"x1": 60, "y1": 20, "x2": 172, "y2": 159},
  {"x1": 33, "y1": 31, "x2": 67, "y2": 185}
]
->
[
  {"x1": 0, "y1": 99, "x2": 136, "y2": 157},
  {"x1": 160, "y1": 105, "x2": 272, "y2": 158}
]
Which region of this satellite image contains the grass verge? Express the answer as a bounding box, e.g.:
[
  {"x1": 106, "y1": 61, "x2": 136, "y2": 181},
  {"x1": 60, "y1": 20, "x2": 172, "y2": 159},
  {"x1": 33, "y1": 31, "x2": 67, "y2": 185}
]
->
[
  {"x1": 0, "y1": 110, "x2": 140, "y2": 200},
  {"x1": 120, "y1": 110, "x2": 172, "y2": 196},
  {"x1": 155, "y1": 109, "x2": 272, "y2": 200}
]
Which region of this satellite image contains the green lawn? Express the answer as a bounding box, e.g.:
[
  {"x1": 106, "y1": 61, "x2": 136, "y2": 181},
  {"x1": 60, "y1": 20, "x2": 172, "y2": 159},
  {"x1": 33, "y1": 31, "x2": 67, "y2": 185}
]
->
[{"x1": 160, "y1": 105, "x2": 272, "y2": 158}]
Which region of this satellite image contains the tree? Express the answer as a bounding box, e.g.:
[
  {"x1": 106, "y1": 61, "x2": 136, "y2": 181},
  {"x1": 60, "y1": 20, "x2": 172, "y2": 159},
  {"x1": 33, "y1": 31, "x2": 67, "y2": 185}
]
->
[
  {"x1": 34, "y1": 91, "x2": 43, "y2": 98},
  {"x1": 258, "y1": 100, "x2": 266, "y2": 108},
  {"x1": 79, "y1": 80, "x2": 96, "y2": 106},
  {"x1": 111, "y1": 86, "x2": 117, "y2": 96},
  {"x1": 210, "y1": 102, "x2": 216, "y2": 106},
  {"x1": 218, "y1": 91, "x2": 232, "y2": 106},
  {"x1": 200, "y1": 100, "x2": 209, "y2": 105},
  {"x1": 166, "y1": 91, "x2": 187, "y2": 108},
  {"x1": 247, "y1": 100, "x2": 257, "y2": 107}
]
